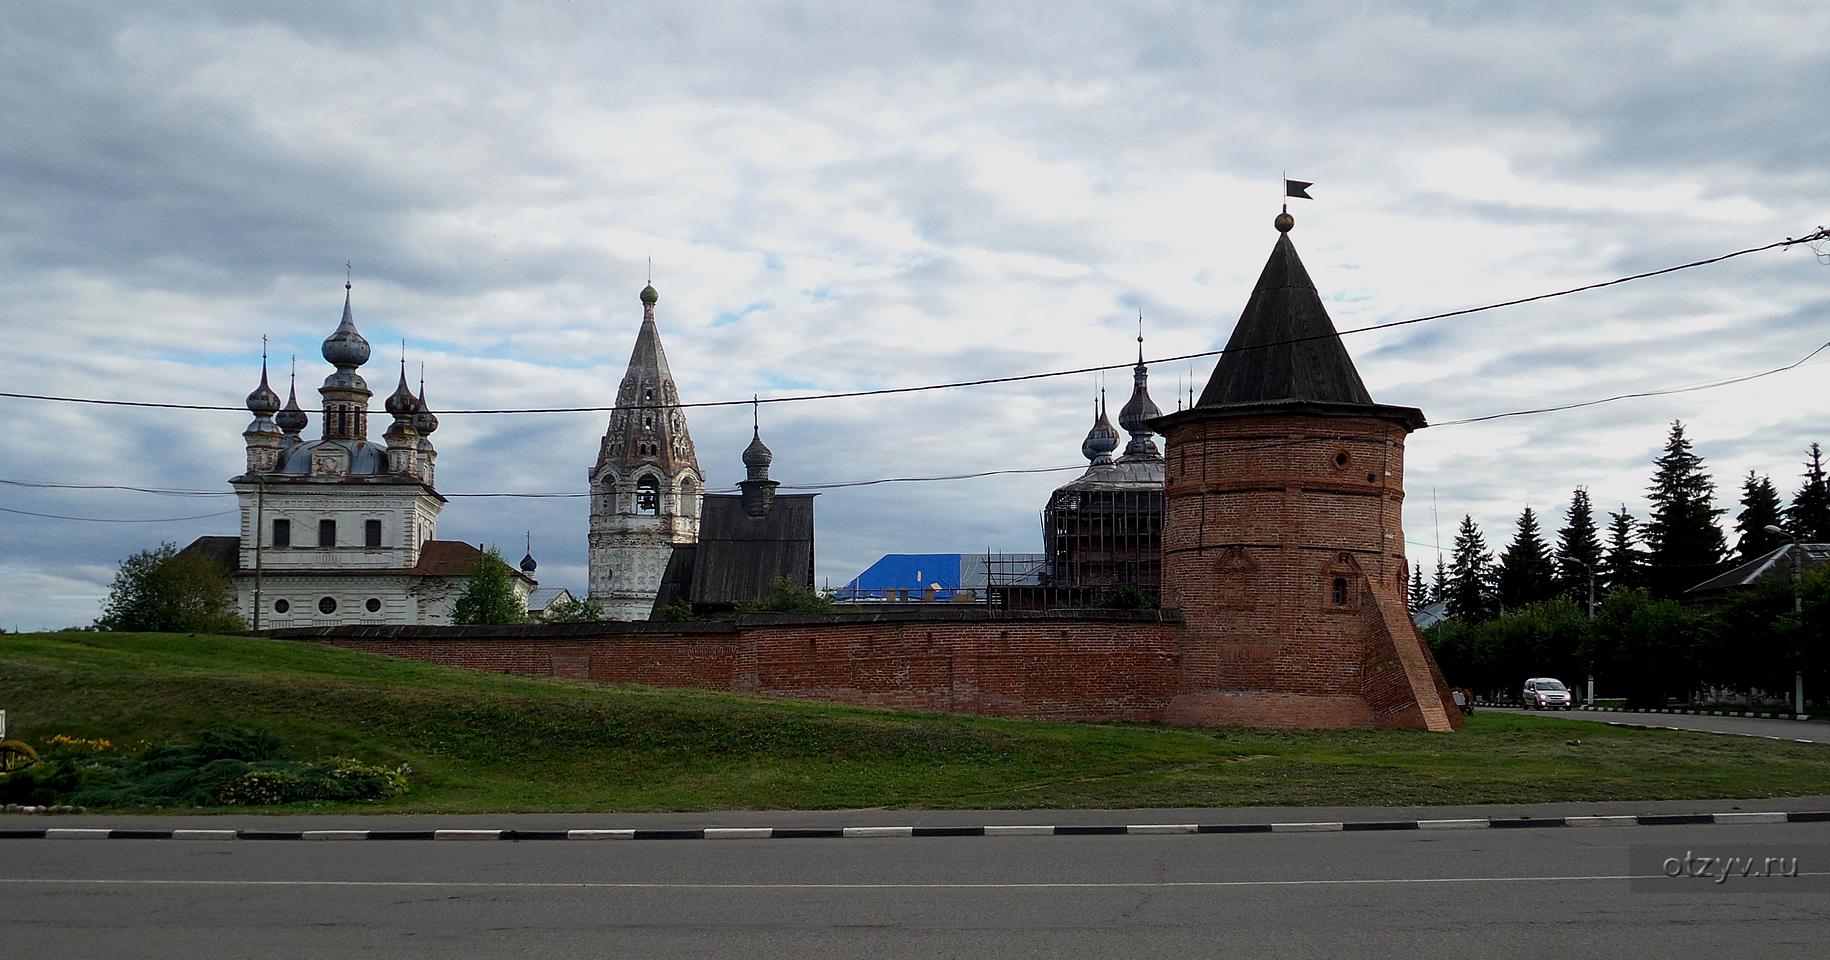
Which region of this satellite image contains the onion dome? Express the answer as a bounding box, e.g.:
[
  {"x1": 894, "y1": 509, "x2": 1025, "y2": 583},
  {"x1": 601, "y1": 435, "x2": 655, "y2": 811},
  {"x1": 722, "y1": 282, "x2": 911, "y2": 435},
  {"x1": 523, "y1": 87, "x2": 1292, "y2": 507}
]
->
[
  {"x1": 1117, "y1": 321, "x2": 1162, "y2": 460},
  {"x1": 384, "y1": 363, "x2": 420, "y2": 417},
  {"x1": 640, "y1": 283, "x2": 659, "y2": 306},
  {"x1": 1081, "y1": 393, "x2": 1120, "y2": 465},
  {"x1": 275, "y1": 376, "x2": 308, "y2": 434},
  {"x1": 321, "y1": 282, "x2": 371, "y2": 368},
  {"x1": 412, "y1": 376, "x2": 439, "y2": 436},
  {"x1": 520, "y1": 551, "x2": 537, "y2": 574},
  {"x1": 245, "y1": 360, "x2": 281, "y2": 416},
  {"x1": 742, "y1": 426, "x2": 774, "y2": 471}
]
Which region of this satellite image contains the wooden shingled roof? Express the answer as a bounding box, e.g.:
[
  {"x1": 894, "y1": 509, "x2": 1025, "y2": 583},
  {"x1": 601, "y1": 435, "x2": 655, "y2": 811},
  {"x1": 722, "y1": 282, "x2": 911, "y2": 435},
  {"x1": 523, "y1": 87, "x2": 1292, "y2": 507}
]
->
[{"x1": 1197, "y1": 230, "x2": 1375, "y2": 409}]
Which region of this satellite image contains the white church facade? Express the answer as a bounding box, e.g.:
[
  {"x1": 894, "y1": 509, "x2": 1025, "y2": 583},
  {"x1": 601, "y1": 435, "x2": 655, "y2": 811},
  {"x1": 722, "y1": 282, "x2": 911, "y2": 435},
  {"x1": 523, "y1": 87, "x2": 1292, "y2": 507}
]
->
[{"x1": 186, "y1": 281, "x2": 534, "y2": 628}]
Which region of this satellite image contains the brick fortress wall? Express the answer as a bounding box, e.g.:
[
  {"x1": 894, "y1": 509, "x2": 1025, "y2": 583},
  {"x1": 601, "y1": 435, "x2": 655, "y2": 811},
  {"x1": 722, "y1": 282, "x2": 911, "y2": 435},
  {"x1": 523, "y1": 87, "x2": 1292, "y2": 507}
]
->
[{"x1": 269, "y1": 608, "x2": 1181, "y2": 724}]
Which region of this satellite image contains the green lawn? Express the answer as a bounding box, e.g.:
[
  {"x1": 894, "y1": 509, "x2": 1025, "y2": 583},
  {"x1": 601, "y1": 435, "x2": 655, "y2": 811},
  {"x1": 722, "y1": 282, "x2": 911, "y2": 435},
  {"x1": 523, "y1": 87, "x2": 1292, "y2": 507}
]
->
[{"x1": 5, "y1": 631, "x2": 1829, "y2": 813}]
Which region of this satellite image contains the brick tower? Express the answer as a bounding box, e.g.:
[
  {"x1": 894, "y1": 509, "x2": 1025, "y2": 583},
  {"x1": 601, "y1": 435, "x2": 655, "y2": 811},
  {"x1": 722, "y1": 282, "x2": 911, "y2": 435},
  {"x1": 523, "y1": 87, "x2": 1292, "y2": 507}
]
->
[{"x1": 1147, "y1": 212, "x2": 1462, "y2": 731}]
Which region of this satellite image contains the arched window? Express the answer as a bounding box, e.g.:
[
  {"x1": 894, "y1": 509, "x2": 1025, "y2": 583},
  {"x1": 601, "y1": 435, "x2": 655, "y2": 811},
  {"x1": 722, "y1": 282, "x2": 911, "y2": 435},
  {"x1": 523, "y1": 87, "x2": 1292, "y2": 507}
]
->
[
  {"x1": 636, "y1": 475, "x2": 661, "y2": 515},
  {"x1": 679, "y1": 477, "x2": 699, "y2": 519}
]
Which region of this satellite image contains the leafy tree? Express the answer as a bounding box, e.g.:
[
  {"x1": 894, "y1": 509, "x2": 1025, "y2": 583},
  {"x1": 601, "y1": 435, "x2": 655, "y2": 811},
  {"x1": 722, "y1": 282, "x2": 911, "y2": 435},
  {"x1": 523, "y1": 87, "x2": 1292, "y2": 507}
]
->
[
  {"x1": 1444, "y1": 515, "x2": 1496, "y2": 623},
  {"x1": 1733, "y1": 471, "x2": 1787, "y2": 563},
  {"x1": 1593, "y1": 588, "x2": 1704, "y2": 708},
  {"x1": 1789, "y1": 442, "x2": 1830, "y2": 542},
  {"x1": 541, "y1": 594, "x2": 606, "y2": 623},
  {"x1": 1552, "y1": 487, "x2": 1603, "y2": 604},
  {"x1": 96, "y1": 542, "x2": 244, "y2": 633},
  {"x1": 1642, "y1": 421, "x2": 1725, "y2": 598},
  {"x1": 451, "y1": 547, "x2": 527, "y2": 625},
  {"x1": 1431, "y1": 554, "x2": 1447, "y2": 605},
  {"x1": 1601, "y1": 506, "x2": 1644, "y2": 594},
  {"x1": 1408, "y1": 563, "x2": 1428, "y2": 612},
  {"x1": 1498, "y1": 506, "x2": 1556, "y2": 609}
]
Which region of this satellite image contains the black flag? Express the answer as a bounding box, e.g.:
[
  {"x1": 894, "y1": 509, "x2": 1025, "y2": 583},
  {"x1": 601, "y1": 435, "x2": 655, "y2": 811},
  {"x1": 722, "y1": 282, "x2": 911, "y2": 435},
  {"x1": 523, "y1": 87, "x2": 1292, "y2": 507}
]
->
[{"x1": 1285, "y1": 179, "x2": 1314, "y2": 200}]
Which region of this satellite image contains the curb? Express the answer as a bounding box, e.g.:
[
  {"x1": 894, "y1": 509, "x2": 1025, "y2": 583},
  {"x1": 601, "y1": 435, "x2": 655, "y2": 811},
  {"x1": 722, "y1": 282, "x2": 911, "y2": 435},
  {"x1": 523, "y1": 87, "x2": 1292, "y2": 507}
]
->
[{"x1": 4, "y1": 811, "x2": 1827, "y2": 842}]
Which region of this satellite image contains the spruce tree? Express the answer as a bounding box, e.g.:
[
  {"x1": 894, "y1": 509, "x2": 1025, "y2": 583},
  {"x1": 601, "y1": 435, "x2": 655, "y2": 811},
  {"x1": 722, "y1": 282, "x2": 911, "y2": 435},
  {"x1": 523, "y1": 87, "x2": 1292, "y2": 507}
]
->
[
  {"x1": 1431, "y1": 554, "x2": 1447, "y2": 604},
  {"x1": 1790, "y1": 442, "x2": 1830, "y2": 542},
  {"x1": 1642, "y1": 421, "x2": 1726, "y2": 598},
  {"x1": 1408, "y1": 563, "x2": 1428, "y2": 612},
  {"x1": 1444, "y1": 515, "x2": 1496, "y2": 622},
  {"x1": 1601, "y1": 506, "x2": 1644, "y2": 594},
  {"x1": 1733, "y1": 471, "x2": 1787, "y2": 562},
  {"x1": 1498, "y1": 506, "x2": 1556, "y2": 609},
  {"x1": 1552, "y1": 487, "x2": 1603, "y2": 602}
]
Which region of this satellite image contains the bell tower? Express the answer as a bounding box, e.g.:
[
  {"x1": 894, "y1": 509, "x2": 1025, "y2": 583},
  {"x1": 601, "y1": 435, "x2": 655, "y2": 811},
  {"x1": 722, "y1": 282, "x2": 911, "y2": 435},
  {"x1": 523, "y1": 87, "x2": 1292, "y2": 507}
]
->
[{"x1": 587, "y1": 282, "x2": 704, "y2": 619}]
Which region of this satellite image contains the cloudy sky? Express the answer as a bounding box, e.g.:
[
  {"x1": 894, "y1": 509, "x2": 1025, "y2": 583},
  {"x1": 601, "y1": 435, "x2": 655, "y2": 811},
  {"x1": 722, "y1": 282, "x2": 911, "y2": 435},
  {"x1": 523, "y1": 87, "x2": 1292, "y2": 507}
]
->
[{"x1": 2, "y1": 1, "x2": 1827, "y2": 629}]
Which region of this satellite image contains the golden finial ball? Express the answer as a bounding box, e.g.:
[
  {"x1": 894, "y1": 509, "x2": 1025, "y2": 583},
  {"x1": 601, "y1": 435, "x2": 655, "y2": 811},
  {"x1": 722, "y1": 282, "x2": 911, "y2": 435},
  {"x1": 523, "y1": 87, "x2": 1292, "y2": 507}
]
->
[{"x1": 1274, "y1": 211, "x2": 1295, "y2": 233}]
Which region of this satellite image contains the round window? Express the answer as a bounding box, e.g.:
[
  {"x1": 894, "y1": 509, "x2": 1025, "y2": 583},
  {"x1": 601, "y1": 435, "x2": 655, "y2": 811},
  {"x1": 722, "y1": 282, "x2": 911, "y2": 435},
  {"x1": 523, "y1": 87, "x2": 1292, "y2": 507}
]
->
[
  {"x1": 1333, "y1": 451, "x2": 1350, "y2": 467},
  {"x1": 365, "y1": 598, "x2": 381, "y2": 613},
  {"x1": 274, "y1": 599, "x2": 290, "y2": 613},
  {"x1": 319, "y1": 596, "x2": 337, "y2": 615}
]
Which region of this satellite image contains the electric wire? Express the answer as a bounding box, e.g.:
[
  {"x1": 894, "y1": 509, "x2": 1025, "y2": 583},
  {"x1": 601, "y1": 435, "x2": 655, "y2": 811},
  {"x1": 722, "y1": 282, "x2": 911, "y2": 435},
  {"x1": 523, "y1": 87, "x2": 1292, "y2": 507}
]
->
[{"x1": 1, "y1": 228, "x2": 1822, "y2": 417}]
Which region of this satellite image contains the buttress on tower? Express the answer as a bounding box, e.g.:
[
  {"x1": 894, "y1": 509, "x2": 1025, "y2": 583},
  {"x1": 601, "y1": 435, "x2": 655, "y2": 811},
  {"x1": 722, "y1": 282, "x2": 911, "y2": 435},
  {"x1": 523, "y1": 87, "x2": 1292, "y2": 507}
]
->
[{"x1": 588, "y1": 282, "x2": 704, "y2": 619}]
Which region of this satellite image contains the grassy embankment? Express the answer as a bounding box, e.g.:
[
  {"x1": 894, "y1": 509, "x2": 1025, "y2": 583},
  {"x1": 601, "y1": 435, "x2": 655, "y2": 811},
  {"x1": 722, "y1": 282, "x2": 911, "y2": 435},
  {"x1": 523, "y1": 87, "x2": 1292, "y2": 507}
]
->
[{"x1": 4, "y1": 630, "x2": 1829, "y2": 813}]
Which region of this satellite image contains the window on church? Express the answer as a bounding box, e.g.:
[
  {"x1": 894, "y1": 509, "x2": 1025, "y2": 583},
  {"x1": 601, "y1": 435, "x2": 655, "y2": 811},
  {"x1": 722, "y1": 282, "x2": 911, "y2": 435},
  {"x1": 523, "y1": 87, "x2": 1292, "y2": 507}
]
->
[
  {"x1": 272, "y1": 518, "x2": 290, "y2": 547},
  {"x1": 319, "y1": 519, "x2": 336, "y2": 547},
  {"x1": 365, "y1": 519, "x2": 382, "y2": 547},
  {"x1": 1332, "y1": 577, "x2": 1348, "y2": 605},
  {"x1": 636, "y1": 476, "x2": 661, "y2": 515},
  {"x1": 319, "y1": 596, "x2": 337, "y2": 614}
]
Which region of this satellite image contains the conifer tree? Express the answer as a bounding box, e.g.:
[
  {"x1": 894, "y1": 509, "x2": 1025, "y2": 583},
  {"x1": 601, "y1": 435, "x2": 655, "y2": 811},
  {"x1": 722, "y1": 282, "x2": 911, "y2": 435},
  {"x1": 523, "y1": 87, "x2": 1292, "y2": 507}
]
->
[
  {"x1": 1790, "y1": 442, "x2": 1830, "y2": 542},
  {"x1": 1409, "y1": 563, "x2": 1428, "y2": 612},
  {"x1": 1601, "y1": 506, "x2": 1644, "y2": 594},
  {"x1": 1733, "y1": 471, "x2": 1787, "y2": 563},
  {"x1": 1643, "y1": 421, "x2": 1726, "y2": 598},
  {"x1": 1444, "y1": 515, "x2": 1496, "y2": 622},
  {"x1": 1552, "y1": 487, "x2": 1603, "y2": 602},
  {"x1": 1498, "y1": 506, "x2": 1556, "y2": 609},
  {"x1": 1431, "y1": 554, "x2": 1447, "y2": 604}
]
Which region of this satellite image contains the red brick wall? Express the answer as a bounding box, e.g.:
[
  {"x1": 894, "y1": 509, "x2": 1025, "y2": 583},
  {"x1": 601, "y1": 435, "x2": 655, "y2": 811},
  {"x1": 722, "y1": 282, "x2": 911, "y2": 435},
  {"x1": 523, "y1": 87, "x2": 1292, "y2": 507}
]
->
[{"x1": 289, "y1": 614, "x2": 1180, "y2": 724}]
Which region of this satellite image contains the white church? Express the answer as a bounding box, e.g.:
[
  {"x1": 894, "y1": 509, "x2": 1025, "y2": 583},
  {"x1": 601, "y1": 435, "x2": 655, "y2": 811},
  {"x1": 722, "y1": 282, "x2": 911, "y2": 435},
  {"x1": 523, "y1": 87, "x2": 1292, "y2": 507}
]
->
[{"x1": 184, "y1": 281, "x2": 536, "y2": 627}]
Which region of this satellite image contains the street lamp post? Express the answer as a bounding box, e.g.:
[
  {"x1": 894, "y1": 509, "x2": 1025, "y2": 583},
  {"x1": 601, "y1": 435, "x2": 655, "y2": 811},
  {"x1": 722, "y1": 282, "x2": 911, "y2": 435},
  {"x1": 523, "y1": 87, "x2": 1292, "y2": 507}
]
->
[{"x1": 1766, "y1": 524, "x2": 1804, "y2": 716}]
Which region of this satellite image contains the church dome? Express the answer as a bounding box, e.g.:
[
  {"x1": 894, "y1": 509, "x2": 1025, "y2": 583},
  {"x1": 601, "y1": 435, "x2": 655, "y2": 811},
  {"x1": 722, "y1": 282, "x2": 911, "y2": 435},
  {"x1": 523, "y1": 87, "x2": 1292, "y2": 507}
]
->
[
  {"x1": 275, "y1": 382, "x2": 308, "y2": 433},
  {"x1": 384, "y1": 367, "x2": 420, "y2": 417},
  {"x1": 520, "y1": 551, "x2": 537, "y2": 574},
  {"x1": 742, "y1": 428, "x2": 774, "y2": 469},
  {"x1": 322, "y1": 284, "x2": 371, "y2": 368},
  {"x1": 640, "y1": 283, "x2": 659, "y2": 306},
  {"x1": 245, "y1": 366, "x2": 281, "y2": 416},
  {"x1": 1081, "y1": 395, "x2": 1120, "y2": 464}
]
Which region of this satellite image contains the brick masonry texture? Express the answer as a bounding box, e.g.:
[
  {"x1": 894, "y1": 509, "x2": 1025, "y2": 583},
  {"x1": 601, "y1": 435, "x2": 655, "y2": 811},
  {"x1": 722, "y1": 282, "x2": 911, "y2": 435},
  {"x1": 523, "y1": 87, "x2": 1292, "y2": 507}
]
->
[{"x1": 275, "y1": 409, "x2": 1463, "y2": 731}]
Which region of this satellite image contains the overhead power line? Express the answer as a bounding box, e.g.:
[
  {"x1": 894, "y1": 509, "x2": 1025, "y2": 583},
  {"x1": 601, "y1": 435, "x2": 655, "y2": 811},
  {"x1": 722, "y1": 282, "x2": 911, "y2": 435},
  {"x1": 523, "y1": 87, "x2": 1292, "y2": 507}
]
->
[
  {"x1": 1, "y1": 227, "x2": 1823, "y2": 418},
  {"x1": 1, "y1": 332, "x2": 1824, "y2": 512},
  {"x1": 0, "y1": 505, "x2": 237, "y2": 523}
]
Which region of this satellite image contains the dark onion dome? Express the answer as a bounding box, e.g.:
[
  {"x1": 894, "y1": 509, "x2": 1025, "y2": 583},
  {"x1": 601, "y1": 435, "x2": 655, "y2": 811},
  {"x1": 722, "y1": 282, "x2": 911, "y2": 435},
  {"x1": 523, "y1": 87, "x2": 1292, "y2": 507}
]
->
[
  {"x1": 321, "y1": 283, "x2": 371, "y2": 368},
  {"x1": 1081, "y1": 395, "x2": 1119, "y2": 464},
  {"x1": 275, "y1": 380, "x2": 308, "y2": 433},
  {"x1": 245, "y1": 362, "x2": 282, "y2": 416},
  {"x1": 412, "y1": 380, "x2": 439, "y2": 436},
  {"x1": 519, "y1": 551, "x2": 537, "y2": 574},
  {"x1": 741, "y1": 427, "x2": 774, "y2": 470},
  {"x1": 640, "y1": 283, "x2": 659, "y2": 306},
  {"x1": 384, "y1": 364, "x2": 420, "y2": 417}
]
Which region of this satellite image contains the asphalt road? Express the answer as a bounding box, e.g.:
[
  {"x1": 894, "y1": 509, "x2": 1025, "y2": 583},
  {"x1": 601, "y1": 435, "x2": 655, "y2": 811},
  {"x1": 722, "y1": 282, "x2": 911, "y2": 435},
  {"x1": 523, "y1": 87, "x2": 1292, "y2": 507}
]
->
[
  {"x1": 5, "y1": 822, "x2": 1829, "y2": 959},
  {"x1": 1487, "y1": 706, "x2": 1830, "y2": 743}
]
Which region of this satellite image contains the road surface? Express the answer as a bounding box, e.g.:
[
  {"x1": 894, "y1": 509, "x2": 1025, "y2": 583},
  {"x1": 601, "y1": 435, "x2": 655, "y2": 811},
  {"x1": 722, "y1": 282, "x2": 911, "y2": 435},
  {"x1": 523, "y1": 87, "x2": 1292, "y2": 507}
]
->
[
  {"x1": 5, "y1": 820, "x2": 1828, "y2": 958},
  {"x1": 1488, "y1": 706, "x2": 1830, "y2": 743}
]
